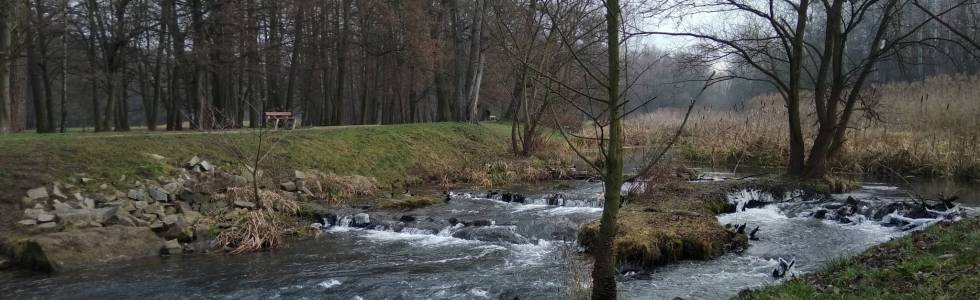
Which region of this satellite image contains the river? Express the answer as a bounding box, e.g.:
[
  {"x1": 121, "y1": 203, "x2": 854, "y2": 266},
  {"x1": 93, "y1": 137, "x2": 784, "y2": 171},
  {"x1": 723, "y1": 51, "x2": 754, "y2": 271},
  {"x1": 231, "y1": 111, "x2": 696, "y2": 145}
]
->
[{"x1": 1, "y1": 175, "x2": 976, "y2": 299}]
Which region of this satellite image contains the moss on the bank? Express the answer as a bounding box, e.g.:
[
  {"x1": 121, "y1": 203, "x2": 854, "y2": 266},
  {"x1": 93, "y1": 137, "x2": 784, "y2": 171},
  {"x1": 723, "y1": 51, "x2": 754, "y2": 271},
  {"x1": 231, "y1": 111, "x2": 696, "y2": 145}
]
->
[
  {"x1": 379, "y1": 195, "x2": 443, "y2": 210},
  {"x1": 577, "y1": 178, "x2": 748, "y2": 271},
  {"x1": 578, "y1": 209, "x2": 735, "y2": 270},
  {"x1": 735, "y1": 217, "x2": 980, "y2": 299}
]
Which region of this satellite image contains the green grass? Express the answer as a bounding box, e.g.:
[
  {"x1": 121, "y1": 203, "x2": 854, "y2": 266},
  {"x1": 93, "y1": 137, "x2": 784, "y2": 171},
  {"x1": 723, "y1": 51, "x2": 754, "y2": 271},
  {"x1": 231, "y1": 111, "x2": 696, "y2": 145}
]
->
[
  {"x1": 2, "y1": 123, "x2": 512, "y2": 180},
  {"x1": 0, "y1": 123, "x2": 531, "y2": 207},
  {"x1": 735, "y1": 217, "x2": 980, "y2": 300}
]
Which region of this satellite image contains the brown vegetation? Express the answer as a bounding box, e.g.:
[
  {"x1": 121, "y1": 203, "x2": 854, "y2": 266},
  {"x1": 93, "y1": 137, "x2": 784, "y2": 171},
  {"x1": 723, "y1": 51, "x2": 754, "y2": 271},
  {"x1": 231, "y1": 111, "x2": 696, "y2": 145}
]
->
[
  {"x1": 577, "y1": 170, "x2": 747, "y2": 272},
  {"x1": 612, "y1": 76, "x2": 980, "y2": 180}
]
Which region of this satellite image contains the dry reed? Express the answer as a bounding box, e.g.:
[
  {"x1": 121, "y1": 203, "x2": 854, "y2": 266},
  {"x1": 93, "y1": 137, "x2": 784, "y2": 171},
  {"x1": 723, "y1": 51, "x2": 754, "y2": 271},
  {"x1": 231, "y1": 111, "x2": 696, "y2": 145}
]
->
[{"x1": 597, "y1": 75, "x2": 980, "y2": 179}]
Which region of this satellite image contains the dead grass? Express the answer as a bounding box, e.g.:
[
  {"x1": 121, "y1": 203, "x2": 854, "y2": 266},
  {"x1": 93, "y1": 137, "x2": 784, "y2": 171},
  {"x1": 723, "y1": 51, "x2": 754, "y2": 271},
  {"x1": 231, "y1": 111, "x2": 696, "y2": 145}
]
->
[
  {"x1": 301, "y1": 171, "x2": 380, "y2": 200},
  {"x1": 577, "y1": 177, "x2": 746, "y2": 271},
  {"x1": 215, "y1": 209, "x2": 292, "y2": 254},
  {"x1": 593, "y1": 75, "x2": 980, "y2": 179},
  {"x1": 578, "y1": 210, "x2": 733, "y2": 270}
]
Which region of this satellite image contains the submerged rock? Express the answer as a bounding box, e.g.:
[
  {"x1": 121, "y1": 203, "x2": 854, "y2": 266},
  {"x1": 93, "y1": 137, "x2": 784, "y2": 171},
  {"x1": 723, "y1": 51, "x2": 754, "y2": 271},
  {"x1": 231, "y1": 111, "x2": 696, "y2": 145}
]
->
[
  {"x1": 5, "y1": 226, "x2": 165, "y2": 272},
  {"x1": 163, "y1": 239, "x2": 183, "y2": 255},
  {"x1": 451, "y1": 226, "x2": 530, "y2": 244},
  {"x1": 353, "y1": 213, "x2": 371, "y2": 227}
]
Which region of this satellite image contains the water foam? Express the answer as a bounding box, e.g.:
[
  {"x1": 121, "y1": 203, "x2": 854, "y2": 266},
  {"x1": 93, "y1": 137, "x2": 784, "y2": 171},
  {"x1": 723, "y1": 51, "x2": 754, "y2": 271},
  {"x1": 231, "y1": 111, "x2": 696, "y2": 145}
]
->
[
  {"x1": 540, "y1": 206, "x2": 603, "y2": 215},
  {"x1": 359, "y1": 225, "x2": 476, "y2": 247},
  {"x1": 317, "y1": 279, "x2": 342, "y2": 289}
]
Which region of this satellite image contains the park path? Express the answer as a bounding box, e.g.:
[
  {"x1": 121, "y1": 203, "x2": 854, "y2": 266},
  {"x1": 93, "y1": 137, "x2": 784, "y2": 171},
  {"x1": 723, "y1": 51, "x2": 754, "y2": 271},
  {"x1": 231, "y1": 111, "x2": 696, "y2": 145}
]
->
[{"x1": 70, "y1": 124, "x2": 382, "y2": 139}]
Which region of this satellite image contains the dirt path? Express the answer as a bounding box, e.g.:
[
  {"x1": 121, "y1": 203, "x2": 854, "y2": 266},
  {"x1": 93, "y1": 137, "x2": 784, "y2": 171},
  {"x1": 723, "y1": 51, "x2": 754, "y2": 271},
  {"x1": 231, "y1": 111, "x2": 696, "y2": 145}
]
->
[{"x1": 69, "y1": 124, "x2": 382, "y2": 139}]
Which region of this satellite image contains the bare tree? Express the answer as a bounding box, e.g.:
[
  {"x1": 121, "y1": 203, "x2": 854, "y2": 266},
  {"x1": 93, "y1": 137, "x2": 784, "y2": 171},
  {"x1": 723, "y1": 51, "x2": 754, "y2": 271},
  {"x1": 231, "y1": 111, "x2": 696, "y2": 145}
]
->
[{"x1": 640, "y1": 0, "x2": 978, "y2": 178}]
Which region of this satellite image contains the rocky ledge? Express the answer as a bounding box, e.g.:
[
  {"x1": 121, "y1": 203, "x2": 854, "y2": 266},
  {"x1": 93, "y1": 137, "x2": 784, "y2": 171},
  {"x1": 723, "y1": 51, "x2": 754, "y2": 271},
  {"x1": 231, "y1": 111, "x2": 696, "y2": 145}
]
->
[
  {"x1": 3, "y1": 226, "x2": 165, "y2": 272},
  {"x1": 3, "y1": 155, "x2": 373, "y2": 272}
]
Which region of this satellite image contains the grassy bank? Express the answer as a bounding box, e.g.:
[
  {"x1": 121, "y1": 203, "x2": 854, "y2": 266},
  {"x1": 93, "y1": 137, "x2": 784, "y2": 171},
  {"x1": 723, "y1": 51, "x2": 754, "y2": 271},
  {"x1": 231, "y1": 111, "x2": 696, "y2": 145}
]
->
[
  {"x1": 603, "y1": 75, "x2": 980, "y2": 180},
  {"x1": 0, "y1": 123, "x2": 568, "y2": 232},
  {"x1": 736, "y1": 217, "x2": 980, "y2": 299}
]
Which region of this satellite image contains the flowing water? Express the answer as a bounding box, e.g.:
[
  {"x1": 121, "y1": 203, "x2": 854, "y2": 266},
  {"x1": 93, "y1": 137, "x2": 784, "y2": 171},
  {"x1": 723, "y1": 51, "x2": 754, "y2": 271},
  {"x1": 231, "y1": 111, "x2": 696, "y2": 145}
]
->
[{"x1": 1, "y1": 177, "x2": 975, "y2": 300}]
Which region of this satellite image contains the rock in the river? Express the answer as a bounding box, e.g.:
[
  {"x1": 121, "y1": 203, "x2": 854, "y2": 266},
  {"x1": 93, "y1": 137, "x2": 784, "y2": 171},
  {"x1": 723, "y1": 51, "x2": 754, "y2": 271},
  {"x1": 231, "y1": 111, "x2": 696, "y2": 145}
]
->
[
  {"x1": 18, "y1": 219, "x2": 37, "y2": 226},
  {"x1": 398, "y1": 215, "x2": 416, "y2": 223},
  {"x1": 163, "y1": 239, "x2": 183, "y2": 255},
  {"x1": 6, "y1": 226, "x2": 166, "y2": 272},
  {"x1": 905, "y1": 204, "x2": 934, "y2": 219},
  {"x1": 26, "y1": 187, "x2": 48, "y2": 200},
  {"x1": 466, "y1": 219, "x2": 493, "y2": 227},
  {"x1": 451, "y1": 227, "x2": 530, "y2": 244},
  {"x1": 353, "y1": 213, "x2": 371, "y2": 227}
]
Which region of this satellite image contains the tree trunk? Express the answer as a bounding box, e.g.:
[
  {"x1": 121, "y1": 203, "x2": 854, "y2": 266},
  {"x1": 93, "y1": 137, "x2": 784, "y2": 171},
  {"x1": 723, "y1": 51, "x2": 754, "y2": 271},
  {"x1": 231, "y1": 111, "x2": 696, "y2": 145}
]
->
[
  {"x1": 27, "y1": 33, "x2": 51, "y2": 133},
  {"x1": 191, "y1": 0, "x2": 207, "y2": 129},
  {"x1": 0, "y1": 5, "x2": 10, "y2": 133},
  {"x1": 464, "y1": 0, "x2": 484, "y2": 122},
  {"x1": 450, "y1": 0, "x2": 466, "y2": 121},
  {"x1": 784, "y1": 0, "x2": 811, "y2": 177},
  {"x1": 466, "y1": 55, "x2": 484, "y2": 123},
  {"x1": 285, "y1": 5, "x2": 303, "y2": 113},
  {"x1": 591, "y1": 1, "x2": 623, "y2": 298},
  {"x1": 332, "y1": 0, "x2": 351, "y2": 125}
]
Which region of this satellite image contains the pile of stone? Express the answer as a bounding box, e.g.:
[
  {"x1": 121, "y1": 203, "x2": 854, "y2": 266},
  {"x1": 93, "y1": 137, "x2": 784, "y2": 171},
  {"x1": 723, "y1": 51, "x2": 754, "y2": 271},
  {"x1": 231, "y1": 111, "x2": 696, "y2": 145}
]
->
[
  {"x1": 14, "y1": 156, "x2": 231, "y2": 253},
  {"x1": 7, "y1": 154, "x2": 370, "y2": 272}
]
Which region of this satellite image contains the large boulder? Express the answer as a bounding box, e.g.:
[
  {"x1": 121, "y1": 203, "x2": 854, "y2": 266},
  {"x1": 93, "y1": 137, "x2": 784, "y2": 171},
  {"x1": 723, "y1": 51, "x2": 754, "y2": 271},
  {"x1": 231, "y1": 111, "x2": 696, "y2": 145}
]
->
[{"x1": 4, "y1": 226, "x2": 166, "y2": 272}]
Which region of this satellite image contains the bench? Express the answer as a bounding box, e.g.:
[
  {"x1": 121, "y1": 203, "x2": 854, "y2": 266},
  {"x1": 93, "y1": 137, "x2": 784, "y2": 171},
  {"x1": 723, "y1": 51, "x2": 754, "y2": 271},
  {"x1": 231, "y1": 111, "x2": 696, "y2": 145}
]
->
[{"x1": 264, "y1": 112, "x2": 298, "y2": 129}]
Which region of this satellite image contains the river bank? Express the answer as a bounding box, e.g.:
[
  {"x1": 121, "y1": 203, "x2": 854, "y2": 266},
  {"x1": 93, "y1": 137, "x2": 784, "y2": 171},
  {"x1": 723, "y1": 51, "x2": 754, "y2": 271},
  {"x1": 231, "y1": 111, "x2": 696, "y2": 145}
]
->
[
  {"x1": 2, "y1": 123, "x2": 978, "y2": 299},
  {"x1": 735, "y1": 216, "x2": 980, "y2": 299},
  {"x1": 2, "y1": 168, "x2": 973, "y2": 299},
  {"x1": 0, "y1": 123, "x2": 576, "y2": 272}
]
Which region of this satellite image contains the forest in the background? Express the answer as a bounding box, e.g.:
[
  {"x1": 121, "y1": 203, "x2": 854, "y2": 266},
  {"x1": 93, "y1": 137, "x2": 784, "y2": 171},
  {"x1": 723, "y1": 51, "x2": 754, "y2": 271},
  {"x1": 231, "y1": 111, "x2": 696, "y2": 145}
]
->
[{"x1": 0, "y1": 0, "x2": 977, "y2": 133}]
